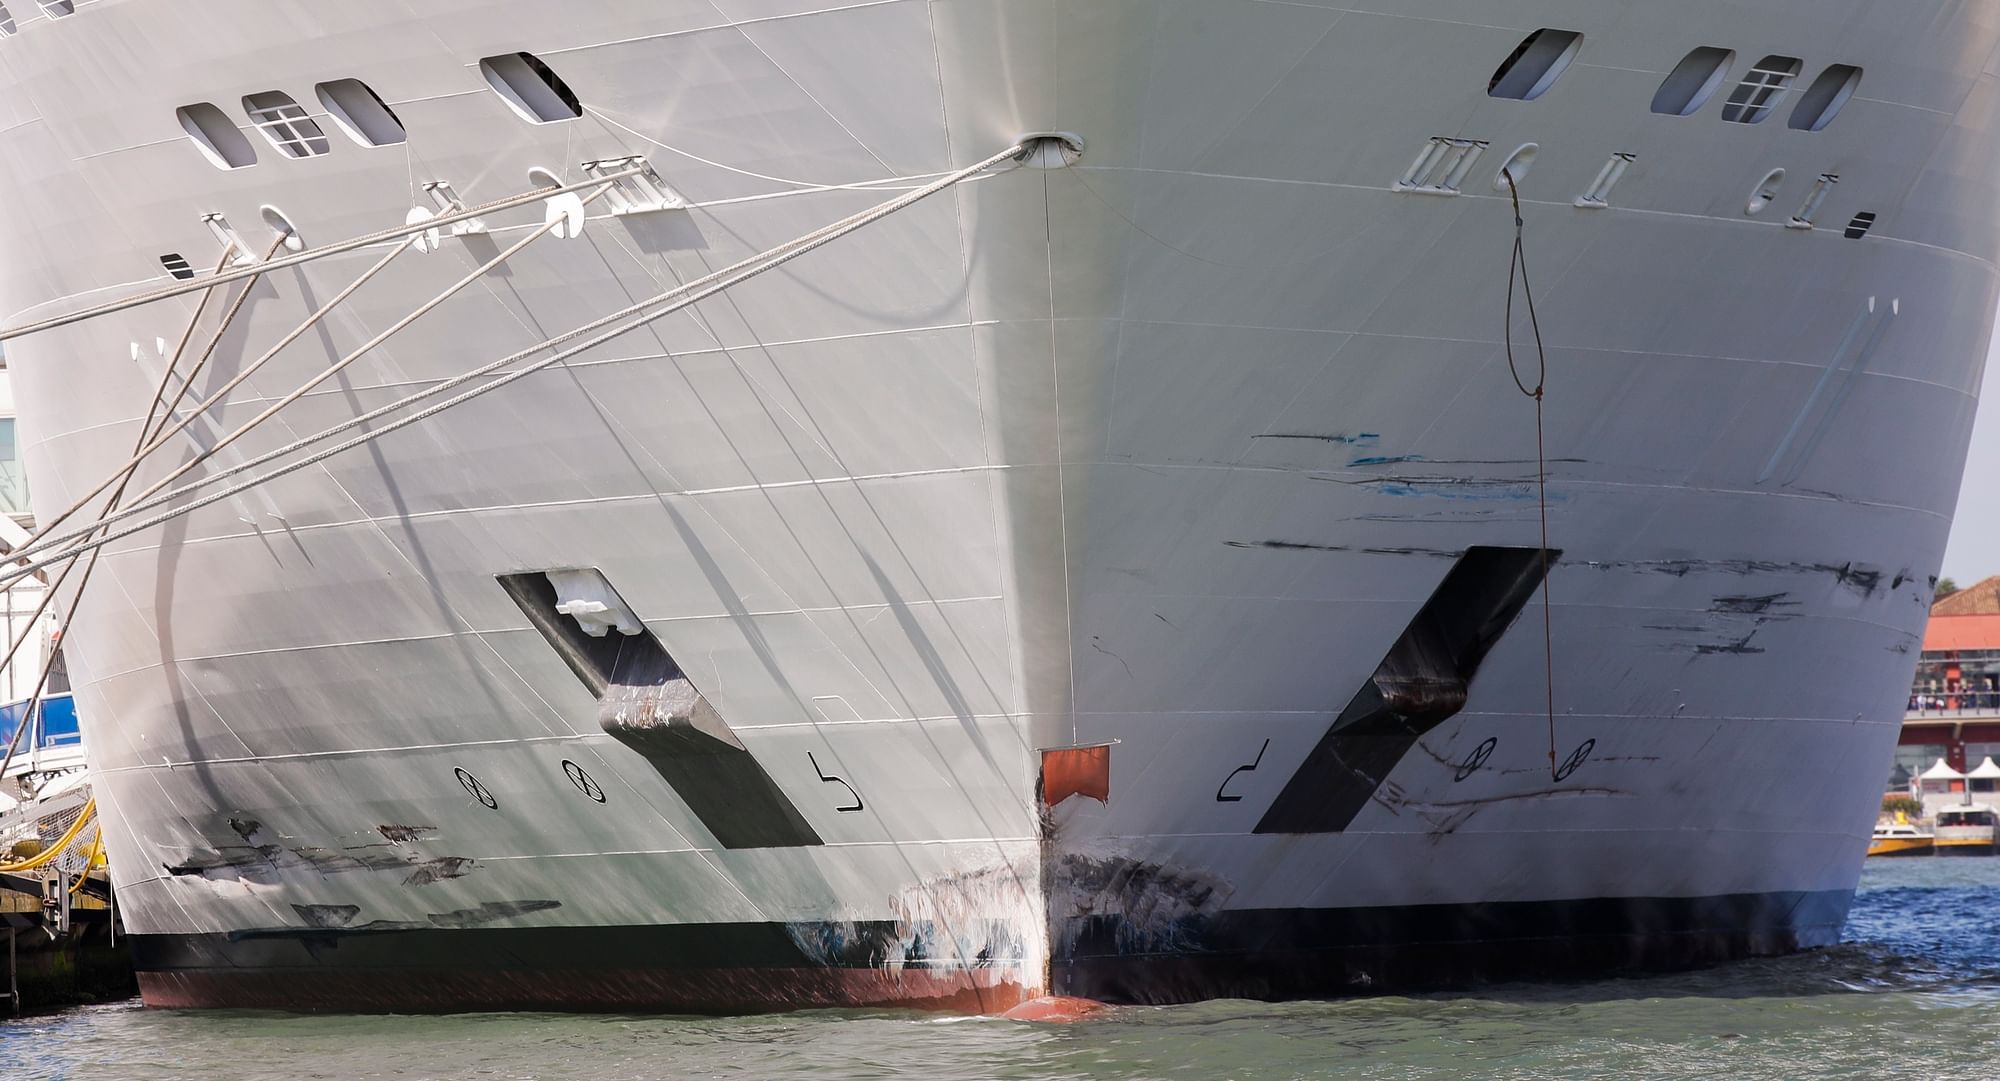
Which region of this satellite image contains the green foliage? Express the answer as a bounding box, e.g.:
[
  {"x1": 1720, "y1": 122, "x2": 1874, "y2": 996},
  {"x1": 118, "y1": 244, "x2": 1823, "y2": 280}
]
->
[
  {"x1": 1882, "y1": 794, "x2": 1924, "y2": 819},
  {"x1": 1937, "y1": 577, "x2": 1961, "y2": 601}
]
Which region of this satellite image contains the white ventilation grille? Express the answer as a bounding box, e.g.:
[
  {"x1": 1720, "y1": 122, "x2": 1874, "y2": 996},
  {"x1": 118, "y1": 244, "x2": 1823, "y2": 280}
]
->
[
  {"x1": 35, "y1": 0, "x2": 69, "y2": 16},
  {"x1": 0, "y1": 5, "x2": 16, "y2": 35},
  {"x1": 1721, "y1": 55, "x2": 1803, "y2": 124},
  {"x1": 1395, "y1": 138, "x2": 1488, "y2": 195},
  {"x1": 243, "y1": 91, "x2": 331, "y2": 158}
]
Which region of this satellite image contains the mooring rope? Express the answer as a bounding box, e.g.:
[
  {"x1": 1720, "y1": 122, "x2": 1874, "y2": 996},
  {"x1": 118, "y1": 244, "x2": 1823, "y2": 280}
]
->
[
  {"x1": 1499, "y1": 169, "x2": 1560, "y2": 782},
  {"x1": 0, "y1": 142, "x2": 1030, "y2": 587}
]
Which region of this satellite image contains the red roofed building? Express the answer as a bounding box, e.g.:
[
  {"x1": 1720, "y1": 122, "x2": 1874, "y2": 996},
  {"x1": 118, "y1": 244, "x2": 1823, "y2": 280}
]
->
[{"x1": 1898, "y1": 582, "x2": 2000, "y2": 788}]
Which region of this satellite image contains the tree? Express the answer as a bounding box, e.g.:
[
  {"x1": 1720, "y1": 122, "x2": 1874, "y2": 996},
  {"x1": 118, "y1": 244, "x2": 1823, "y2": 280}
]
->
[{"x1": 1938, "y1": 577, "x2": 1961, "y2": 602}]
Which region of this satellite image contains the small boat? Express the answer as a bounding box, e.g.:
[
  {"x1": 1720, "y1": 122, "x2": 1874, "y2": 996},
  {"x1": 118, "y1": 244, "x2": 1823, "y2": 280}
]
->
[
  {"x1": 1934, "y1": 805, "x2": 1998, "y2": 856},
  {"x1": 1869, "y1": 820, "x2": 1936, "y2": 858}
]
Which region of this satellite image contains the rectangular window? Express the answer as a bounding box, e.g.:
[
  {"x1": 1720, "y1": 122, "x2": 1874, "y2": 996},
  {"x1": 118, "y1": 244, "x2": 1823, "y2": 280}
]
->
[
  {"x1": 242, "y1": 91, "x2": 331, "y2": 158},
  {"x1": 1721, "y1": 56, "x2": 1803, "y2": 124}
]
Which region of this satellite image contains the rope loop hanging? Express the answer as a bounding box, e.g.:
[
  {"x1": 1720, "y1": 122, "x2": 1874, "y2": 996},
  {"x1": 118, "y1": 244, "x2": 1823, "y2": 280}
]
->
[{"x1": 1500, "y1": 168, "x2": 1560, "y2": 781}]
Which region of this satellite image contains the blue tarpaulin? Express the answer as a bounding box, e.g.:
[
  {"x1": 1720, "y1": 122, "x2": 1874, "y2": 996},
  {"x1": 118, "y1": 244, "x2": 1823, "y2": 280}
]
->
[{"x1": 0, "y1": 692, "x2": 79, "y2": 749}]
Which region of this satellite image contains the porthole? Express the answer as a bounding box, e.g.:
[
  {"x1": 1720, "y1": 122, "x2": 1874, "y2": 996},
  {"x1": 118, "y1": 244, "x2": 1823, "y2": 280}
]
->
[
  {"x1": 176, "y1": 102, "x2": 257, "y2": 170},
  {"x1": 242, "y1": 91, "x2": 331, "y2": 158},
  {"x1": 479, "y1": 51, "x2": 582, "y2": 123},
  {"x1": 1746, "y1": 168, "x2": 1786, "y2": 216},
  {"x1": 159, "y1": 253, "x2": 194, "y2": 281},
  {"x1": 1789, "y1": 64, "x2": 1863, "y2": 132},
  {"x1": 35, "y1": 0, "x2": 70, "y2": 16},
  {"x1": 1487, "y1": 29, "x2": 1584, "y2": 101},
  {"x1": 1721, "y1": 55, "x2": 1803, "y2": 124},
  {"x1": 315, "y1": 79, "x2": 405, "y2": 147},
  {"x1": 1651, "y1": 47, "x2": 1735, "y2": 116}
]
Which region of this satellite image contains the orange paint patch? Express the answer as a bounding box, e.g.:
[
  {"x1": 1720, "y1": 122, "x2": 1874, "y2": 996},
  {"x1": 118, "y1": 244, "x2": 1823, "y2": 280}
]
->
[
  {"x1": 1041, "y1": 745, "x2": 1110, "y2": 807},
  {"x1": 1001, "y1": 996, "x2": 1109, "y2": 1024}
]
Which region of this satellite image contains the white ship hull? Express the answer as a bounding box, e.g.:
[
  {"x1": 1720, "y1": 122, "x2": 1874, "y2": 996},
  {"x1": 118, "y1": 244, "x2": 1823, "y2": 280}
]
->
[{"x1": 0, "y1": 0, "x2": 1992, "y2": 1010}]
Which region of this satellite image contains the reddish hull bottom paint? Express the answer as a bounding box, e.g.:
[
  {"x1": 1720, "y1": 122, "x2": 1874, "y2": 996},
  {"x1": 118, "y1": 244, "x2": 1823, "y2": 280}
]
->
[
  {"x1": 138, "y1": 967, "x2": 1032, "y2": 1014},
  {"x1": 1001, "y1": 996, "x2": 1110, "y2": 1023}
]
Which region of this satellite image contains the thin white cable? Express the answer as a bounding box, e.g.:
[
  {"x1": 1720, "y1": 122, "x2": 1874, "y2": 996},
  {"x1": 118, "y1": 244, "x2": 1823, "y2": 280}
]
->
[
  {"x1": 0, "y1": 168, "x2": 642, "y2": 340},
  {"x1": 27, "y1": 237, "x2": 409, "y2": 549},
  {"x1": 592, "y1": 109, "x2": 943, "y2": 194},
  {"x1": 0, "y1": 144, "x2": 1027, "y2": 586},
  {"x1": 7, "y1": 146, "x2": 1023, "y2": 568},
  {"x1": 107, "y1": 183, "x2": 618, "y2": 519}
]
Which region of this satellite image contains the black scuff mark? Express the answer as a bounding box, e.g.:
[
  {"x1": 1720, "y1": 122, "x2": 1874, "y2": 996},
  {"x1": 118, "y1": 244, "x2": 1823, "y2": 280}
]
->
[
  {"x1": 163, "y1": 844, "x2": 284, "y2": 879},
  {"x1": 291, "y1": 903, "x2": 360, "y2": 929},
  {"x1": 227, "y1": 818, "x2": 263, "y2": 844},
  {"x1": 1049, "y1": 855, "x2": 1231, "y2": 956},
  {"x1": 1256, "y1": 432, "x2": 1381, "y2": 447},
  {"x1": 1415, "y1": 786, "x2": 1622, "y2": 812},
  {"x1": 227, "y1": 901, "x2": 565, "y2": 943},
  {"x1": 1347, "y1": 456, "x2": 1590, "y2": 468},
  {"x1": 1695, "y1": 633, "x2": 1765, "y2": 656},
  {"x1": 403, "y1": 857, "x2": 477, "y2": 888},
  {"x1": 378, "y1": 824, "x2": 437, "y2": 845},
  {"x1": 1225, "y1": 540, "x2": 1464, "y2": 558},
  {"x1": 163, "y1": 843, "x2": 476, "y2": 885},
  {"x1": 292, "y1": 847, "x2": 418, "y2": 876},
  {"x1": 1834, "y1": 563, "x2": 1883, "y2": 597},
  {"x1": 1414, "y1": 786, "x2": 1623, "y2": 838},
  {"x1": 1314, "y1": 473, "x2": 1558, "y2": 503},
  {"x1": 1711, "y1": 593, "x2": 1793, "y2": 616},
  {"x1": 1089, "y1": 636, "x2": 1133, "y2": 679},
  {"x1": 427, "y1": 900, "x2": 562, "y2": 928},
  {"x1": 1227, "y1": 543, "x2": 1893, "y2": 602}
]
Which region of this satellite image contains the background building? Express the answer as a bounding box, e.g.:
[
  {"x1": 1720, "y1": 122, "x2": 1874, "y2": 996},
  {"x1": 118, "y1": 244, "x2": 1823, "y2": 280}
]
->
[
  {"x1": 1898, "y1": 578, "x2": 2000, "y2": 790},
  {"x1": 0, "y1": 340, "x2": 58, "y2": 707}
]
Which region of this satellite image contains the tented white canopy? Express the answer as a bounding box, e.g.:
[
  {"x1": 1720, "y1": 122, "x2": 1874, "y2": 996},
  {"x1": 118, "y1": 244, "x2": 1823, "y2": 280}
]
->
[{"x1": 1922, "y1": 758, "x2": 1967, "y2": 781}]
